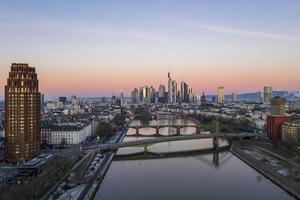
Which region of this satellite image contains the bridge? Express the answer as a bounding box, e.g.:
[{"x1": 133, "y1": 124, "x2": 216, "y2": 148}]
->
[
  {"x1": 84, "y1": 132, "x2": 256, "y2": 151},
  {"x1": 133, "y1": 111, "x2": 187, "y2": 119},
  {"x1": 128, "y1": 124, "x2": 201, "y2": 136}
]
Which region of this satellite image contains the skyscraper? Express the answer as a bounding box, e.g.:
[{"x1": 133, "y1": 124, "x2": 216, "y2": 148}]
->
[
  {"x1": 188, "y1": 88, "x2": 195, "y2": 103},
  {"x1": 201, "y1": 92, "x2": 207, "y2": 105},
  {"x1": 217, "y1": 87, "x2": 225, "y2": 104},
  {"x1": 271, "y1": 96, "x2": 285, "y2": 115},
  {"x1": 264, "y1": 86, "x2": 272, "y2": 102},
  {"x1": 143, "y1": 86, "x2": 151, "y2": 104},
  {"x1": 158, "y1": 85, "x2": 166, "y2": 103},
  {"x1": 131, "y1": 88, "x2": 139, "y2": 104},
  {"x1": 5, "y1": 63, "x2": 41, "y2": 163},
  {"x1": 267, "y1": 96, "x2": 290, "y2": 140},
  {"x1": 167, "y1": 71, "x2": 177, "y2": 104},
  {"x1": 180, "y1": 81, "x2": 189, "y2": 103}
]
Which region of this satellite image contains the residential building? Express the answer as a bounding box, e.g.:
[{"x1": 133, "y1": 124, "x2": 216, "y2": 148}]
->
[{"x1": 282, "y1": 121, "x2": 300, "y2": 145}]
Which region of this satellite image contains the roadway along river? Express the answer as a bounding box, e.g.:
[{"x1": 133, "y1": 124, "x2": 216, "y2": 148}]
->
[{"x1": 94, "y1": 115, "x2": 294, "y2": 200}]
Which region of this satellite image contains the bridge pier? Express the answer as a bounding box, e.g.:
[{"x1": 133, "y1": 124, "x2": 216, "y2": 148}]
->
[
  {"x1": 176, "y1": 127, "x2": 180, "y2": 135},
  {"x1": 156, "y1": 127, "x2": 159, "y2": 135},
  {"x1": 213, "y1": 151, "x2": 219, "y2": 167},
  {"x1": 213, "y1": 137, "x2": 219, "y2": 151},
  {"x1": 136, "y1": 128, "x2": 139, "y2": 135}
]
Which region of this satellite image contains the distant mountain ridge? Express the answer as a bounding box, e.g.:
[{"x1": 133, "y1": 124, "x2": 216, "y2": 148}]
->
[{"x1": 206, "y1": 91, "x2": 300, "y2": 101}]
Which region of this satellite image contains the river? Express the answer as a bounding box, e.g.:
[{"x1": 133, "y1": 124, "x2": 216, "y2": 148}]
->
[{"x1": 94, "y1": 115, "x2": 294, "y2": 200}]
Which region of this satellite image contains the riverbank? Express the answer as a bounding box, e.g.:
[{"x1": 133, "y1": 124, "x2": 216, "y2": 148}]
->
[
  {"x1": 231, "y1": 139, "x2": 300, "y2": 199},
  {"x1": 82, "y1": 129, "x2": 128, "y2": 200}
]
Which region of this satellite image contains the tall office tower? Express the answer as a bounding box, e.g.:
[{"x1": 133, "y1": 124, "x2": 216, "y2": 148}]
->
[
  {"x1": 143, "y1": 86, "x2": 151, "y2": 104},
  {"x1": 231, "y1": 93, "x2": 238, "y2": 102},
  {"x1": 120, "y1": 92, "x2": 124, "y2": 107},
  {"x1": 188, "y1": 88, "x2": 195, "y2": 103},
  {"x1": 131, "y1": 88, "x2": 139, "y2": 104},
  {"x1": 267, "y1": 96, "x2": 290, "y2": 140},
  {"x1": 172, "y1": 80, "x2": 177, "y2": 104},
  {"x1": 180, "y1": 81, "x2": 189, "y2": 103},
  {"x1": 139, "y1": 87, "x2": 144, "y2": 102},
  {"x1": 5, "y1": 63, "x2": 41, "y2": 163},
  {"x1": 271, "y1": 96, "x2": 285, "y2": 115},
  {"x1": 264, "y1": 86, "x2": 273, "y2": 102},
  {"x1": 256, "y1": 91, "x2": 264, "y2": 102},
  {"x1": 150, "y1": 86, "x2": 156, "y2": 103},
  {"x1": 158, "y1": 85, "x2": 166, "y2": 103},
  {"x1": 217, "y1": 87, "x2": 225, "y2": 104},
  {"x1": 201, "y1": 92, "x2": 206, "y2": 105},
  {"x1": 168, "y1": 71, "x2": 172, "y2": 103}
]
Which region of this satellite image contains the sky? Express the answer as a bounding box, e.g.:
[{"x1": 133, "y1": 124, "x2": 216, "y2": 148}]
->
[{"x1": 0, "y1": 0, "x2": 300, "y2": 99}]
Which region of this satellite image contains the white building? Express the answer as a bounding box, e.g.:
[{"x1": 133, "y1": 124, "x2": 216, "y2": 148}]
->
[{"x1": 42, "y1": 124, "x2": 93, "y2": 145}]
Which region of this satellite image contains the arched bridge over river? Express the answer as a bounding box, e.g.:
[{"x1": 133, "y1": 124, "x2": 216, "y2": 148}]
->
[{"x1": 127, "y1": 124, "x2": 201, "y2": 136}]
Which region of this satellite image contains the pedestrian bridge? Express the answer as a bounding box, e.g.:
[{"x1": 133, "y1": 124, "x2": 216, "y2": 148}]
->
[{"x1": 84, "y1": 133, "x2": 256, "y2": 151}]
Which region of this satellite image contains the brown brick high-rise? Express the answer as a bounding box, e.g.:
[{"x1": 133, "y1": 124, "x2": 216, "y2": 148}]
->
[{"x1": 5, "y1": 63, "x2": 41, "y2": 163}]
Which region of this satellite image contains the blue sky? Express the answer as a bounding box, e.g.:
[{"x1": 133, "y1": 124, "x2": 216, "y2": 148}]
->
[{"x1": 1, "y1": 0, "x2": 300, "y2": 98}]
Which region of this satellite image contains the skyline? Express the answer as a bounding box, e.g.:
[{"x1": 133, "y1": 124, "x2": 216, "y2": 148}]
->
[{"x1": 1, "y1": 0, "x2": 300, "y2": 98}]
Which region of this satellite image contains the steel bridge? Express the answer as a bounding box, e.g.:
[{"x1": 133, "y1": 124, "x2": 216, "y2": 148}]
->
[{"x1": 84, "y1": 133, "x2": 256, "y2": 151}]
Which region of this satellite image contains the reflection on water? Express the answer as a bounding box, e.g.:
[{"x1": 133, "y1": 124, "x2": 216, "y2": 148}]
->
[{"x1": 94, "y1": 116, "x2": 294, "y2": 200}]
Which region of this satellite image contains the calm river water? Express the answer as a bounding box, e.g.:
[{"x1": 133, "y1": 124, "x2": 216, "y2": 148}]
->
[{"x1": 95, "y1": 115, "x2": 294, "y2": 200}]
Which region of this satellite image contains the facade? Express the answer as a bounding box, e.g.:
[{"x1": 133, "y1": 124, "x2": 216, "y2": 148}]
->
[
  {"x1": 41, "y1": 119, "x2": 99, "y2": 145},
  {"x1": 143, "y1": 86, "x2": 151, "y2": 104},
  {"x1": 188, "y1": 88, "x2": 195, "y2": 103},
  {"x1": 150, "y1": 86, "x2": 156, "y2": 103},
  {"x1": 292, "y1": 101, "x2": 300, "y2": 110},
  {"x1": 168, "y1": 72, "x2": 177, "y2": 104},
  {"x1": 232, "y1": 93, "x2": 238, "y2": 102},
  {"x1": 42, "y1": 124, "x2": 92, "y2": 145},
  {"x1": 131, "y1": 88, "x2": 139, "y2": 104},
  {"x1": 41, "y1": 93, "x2": 45, "y2": 112},
  {"x1": 267, "y1": 115, "x2": 291, "y2": 140},
  {"x1": 217, "y1": 87, "x2": 225, "y2": 104},
  {"x1": 264, "y1": 86, "x2": 272, "y2": 102},
  {"x1": 200, "y1": 92, "x2": 206, "y2": 105},
  {"x1": 5, "y1": 63, "x2": 41, "y2": 163},
  {"x1": 71, "y1": 95, "x2": 78, "y2": 105},
  {"x1": 267, "y1": 97, "x2": 290, "y2": 140},
  {"x1": 256, "y1": 91, "x2": 264, "y2": 102},
  {"x1": 59, "y1": 96, "x2": 67, "y2": 104},
  {"x1": 282, "y1": 121, "x2": 300, "y2": 145},
  {"x1": 158, "y1": 85, "x2": 166, "y2": 103},
  {"x1": 180, "y1": 81, "x2": 189, "y2": 103},
  {"x1": 271, "y1": 96, "x2": 285, "y2": 115}
]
